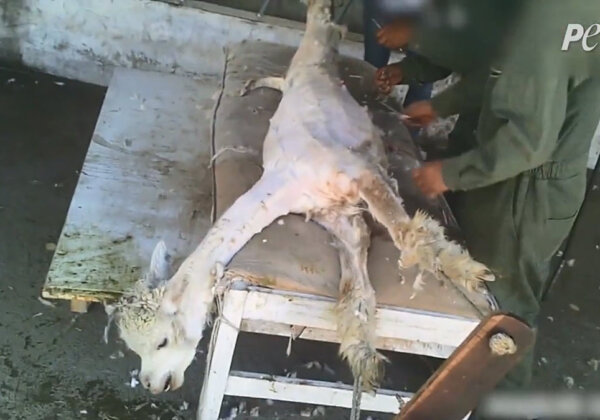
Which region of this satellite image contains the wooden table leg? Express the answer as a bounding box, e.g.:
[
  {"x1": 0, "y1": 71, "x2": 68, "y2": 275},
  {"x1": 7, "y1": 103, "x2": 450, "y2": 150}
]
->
[{"x1": 70, "y1": 299, "x2": 90, "y2": 313}]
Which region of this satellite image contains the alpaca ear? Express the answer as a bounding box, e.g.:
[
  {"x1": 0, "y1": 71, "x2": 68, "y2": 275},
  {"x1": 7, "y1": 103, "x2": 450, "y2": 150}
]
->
[{"x1": 145, "y1": 241, "x2": 172, "y2": 289}]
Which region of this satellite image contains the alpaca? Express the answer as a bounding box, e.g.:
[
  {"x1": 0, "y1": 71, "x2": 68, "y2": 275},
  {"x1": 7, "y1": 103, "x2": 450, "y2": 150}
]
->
[{"x1": 110, "y1": 0, "x2": 493, "y2": 396}]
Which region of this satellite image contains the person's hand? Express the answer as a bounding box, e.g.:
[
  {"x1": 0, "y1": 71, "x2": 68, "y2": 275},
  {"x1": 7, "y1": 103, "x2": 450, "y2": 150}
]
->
[
  {"x1": 413, "y1": 161, "x2": 449, "y2": 198},
  {"x1": 376, "y1": 20, "x2": 414, "y2": 50},
  {"x1": 375, "y1": 64, "x2": 403, "y2": 95},
  {"x1": 403, "y1": 100, "x2": 437, "y2": 127}
]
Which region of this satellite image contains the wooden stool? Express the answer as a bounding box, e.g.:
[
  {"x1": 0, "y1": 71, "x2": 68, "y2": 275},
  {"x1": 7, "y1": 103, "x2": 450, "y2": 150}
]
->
[{"x1": 197, "y1": 277, "x2": 488, "y2": 419}]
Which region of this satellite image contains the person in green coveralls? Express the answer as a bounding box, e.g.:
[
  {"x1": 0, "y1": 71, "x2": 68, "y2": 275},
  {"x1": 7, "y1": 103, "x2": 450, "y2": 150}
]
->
[{"x1": 385, "y1": 2, "x2": 600, "y2": 414}]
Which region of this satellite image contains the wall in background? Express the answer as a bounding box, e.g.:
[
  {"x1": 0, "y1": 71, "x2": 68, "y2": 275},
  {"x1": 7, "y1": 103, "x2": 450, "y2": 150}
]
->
[
  {"x1": 0, "y1": 0, "x2": 365, "y2": 85},
  {"x1": 199, "y1": 0, "x2": 364, "y2": 33},
  {"x1": 0, "y1": 0, "x2": 26, "y2": 64}
]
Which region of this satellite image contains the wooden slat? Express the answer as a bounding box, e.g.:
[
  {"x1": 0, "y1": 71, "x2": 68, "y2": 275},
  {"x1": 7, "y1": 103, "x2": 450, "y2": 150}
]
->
[
  {"x1": 241, "y1": 289, "x2": 479, "y2": 349},
  {"x1": 43, "y1": 69, "x2": 218, "y2": 301},
  {"x1": 225, "y1": 371, "x2": 411, "y2": 414},
  {"x1": 241, "y1": 319, "x2": 457, "y2": 359}
]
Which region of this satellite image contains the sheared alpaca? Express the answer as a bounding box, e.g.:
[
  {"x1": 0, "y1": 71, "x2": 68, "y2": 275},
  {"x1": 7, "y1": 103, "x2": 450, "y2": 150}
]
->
[{"x1": 111, "y1": 0, "x2": 493, "y2": 397}]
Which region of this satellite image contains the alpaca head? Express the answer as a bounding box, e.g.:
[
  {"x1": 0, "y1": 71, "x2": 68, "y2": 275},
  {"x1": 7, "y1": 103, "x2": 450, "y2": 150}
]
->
[{"x1": 108, "y1": 242, "x2": 199, "y2": 394}]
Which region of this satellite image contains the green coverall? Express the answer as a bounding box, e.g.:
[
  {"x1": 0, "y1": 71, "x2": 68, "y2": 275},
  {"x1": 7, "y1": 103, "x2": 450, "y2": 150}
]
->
[
  {"x1": 443, "y1": 1, "x2": 600, "y2": 393},
  {"x1": 397, "y1": 0, "x2": 600, "y2": 396}
]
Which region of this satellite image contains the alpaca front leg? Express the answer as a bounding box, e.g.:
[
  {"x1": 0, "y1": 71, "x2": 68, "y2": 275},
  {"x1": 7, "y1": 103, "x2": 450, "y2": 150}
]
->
[
  {"x1": 240, "y1": 76, "x2": 286, "y2": 96},
  {"x1": 314, "y1": 212, "x2": 386, "y2": 392},
  {"x1": 358, "y1": 170, "x2": 493, "y2": 291},
  {"x1": 161, "y1": 171, "x2": 301, "y2": 340}
]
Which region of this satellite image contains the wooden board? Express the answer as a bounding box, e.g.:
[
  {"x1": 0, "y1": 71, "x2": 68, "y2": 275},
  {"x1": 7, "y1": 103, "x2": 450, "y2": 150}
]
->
[
  {"x1": 396, "y1": 313, "x2": 535, "y2": 420},
  {"x1": 43, "y1": 68, "x2": 218, "y2": 302}
]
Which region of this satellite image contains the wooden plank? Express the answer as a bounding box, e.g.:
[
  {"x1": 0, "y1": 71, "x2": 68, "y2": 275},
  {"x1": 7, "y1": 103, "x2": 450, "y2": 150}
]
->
[
  {"x1": 396, "y1": 313, "x2": 535, "y2": 420},
  {"x1": 43, "y1": 69, "x2": 218, "y2": 302},
  {"x1": 242, "y1": 289, "x2": 479, "y2": 349},
  {"x1": 225, "y1": 371, "x2": 412, "y2": 414},
  {"x1": 241, "y1": 319, "x2": 457, "y2": 359},
  {"x1": 197, "y1": 291, "x2": 247, "y2": 420}
]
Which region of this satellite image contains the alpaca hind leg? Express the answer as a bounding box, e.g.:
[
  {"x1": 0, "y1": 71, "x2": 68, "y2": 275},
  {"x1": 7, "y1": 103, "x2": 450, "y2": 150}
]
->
[
  {"x1": 357, "y1": 170, "x2": 494, "y2": 291},
  {"x1": 314, "y1": 212, "x2": 386, "y2": 392},
  {"x1": 239, "y1": 76, "x2": 285, "y2": 96}
]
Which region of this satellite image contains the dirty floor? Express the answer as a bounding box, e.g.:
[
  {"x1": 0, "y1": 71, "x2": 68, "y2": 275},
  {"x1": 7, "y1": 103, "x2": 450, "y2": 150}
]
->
[{"x1": 0, "y1": 65, "x2": 598, "y2": 420}]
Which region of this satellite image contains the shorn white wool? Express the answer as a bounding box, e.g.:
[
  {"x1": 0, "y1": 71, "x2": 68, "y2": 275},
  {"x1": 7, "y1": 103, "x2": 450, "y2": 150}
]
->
[{"x1": 112, "y1": 0, "x2": 493, "y2": 399}]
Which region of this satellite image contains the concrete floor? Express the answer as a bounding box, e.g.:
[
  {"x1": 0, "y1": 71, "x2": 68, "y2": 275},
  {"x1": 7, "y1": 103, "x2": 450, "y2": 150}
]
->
[{"x1": 0, "y1": 64, "x2": 598, "y2": 420}]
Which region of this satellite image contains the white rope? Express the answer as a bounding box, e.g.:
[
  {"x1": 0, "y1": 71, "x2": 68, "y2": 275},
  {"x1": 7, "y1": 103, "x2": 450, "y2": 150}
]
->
[
  {"x1": 103, "y1": 311, "x2": 115, "y2": 344},
  {"x1": 208, "y1": 146, "x2": 260, "y2": 168},
  {"x1": 213, "y1": 280, "x2": 240, "y2": 333},
  {"x1": 203, "y1": 280, "x2": 239, "y2": 392},
  {"x1": 350, "y1": 374, "x2": 362, "y2": 420},
  {"x1": 489, "y1": 332, "x2": 517, "y2": 356}
]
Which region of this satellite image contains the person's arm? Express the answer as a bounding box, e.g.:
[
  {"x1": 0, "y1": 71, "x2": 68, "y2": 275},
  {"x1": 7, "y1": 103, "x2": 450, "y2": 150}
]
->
[
  {"x1": 429, "y1": 68, "x2": 489, "y2": 118},
  {"x1": 402, "y1": 68, "x2": 488, "y2": 127},
  {"x1": 442, "y1": 70, "x2": 568, "y2": 191}
]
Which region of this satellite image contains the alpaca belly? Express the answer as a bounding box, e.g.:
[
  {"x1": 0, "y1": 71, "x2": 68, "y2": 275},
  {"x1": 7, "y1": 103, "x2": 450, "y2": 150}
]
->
[{"x1": 281, "y1": 79, "x2": 379, "y2": 152}]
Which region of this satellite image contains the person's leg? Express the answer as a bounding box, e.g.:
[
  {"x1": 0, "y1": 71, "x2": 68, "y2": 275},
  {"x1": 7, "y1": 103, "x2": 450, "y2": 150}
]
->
[
  {"x1": 455, "y1": 170, "x2": 584, "y2": 420},
  {"x1": 401, "y1": 50, "x2": 434, "y2": 138},
  {"x1": 452, "y1": 176, "x2": 542, "y2": 380},
  {"x1": 362, "y1": 0, "x2": 391, "y2": 68},
  {"x1": 402, "y1": 50, "x2": 434, "y2": 107},
  {"x1": 450, "y1": 179, "x2": 537, "y2": 420}
]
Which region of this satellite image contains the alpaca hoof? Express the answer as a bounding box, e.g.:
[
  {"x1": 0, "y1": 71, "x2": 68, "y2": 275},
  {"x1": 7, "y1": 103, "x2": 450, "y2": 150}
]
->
[
  {"x1": 239, "y1": 79, "x2": 255, "y2": 96},
  {"x1": 341, "y1": 343, "x2": 388, "y2": 392}
]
